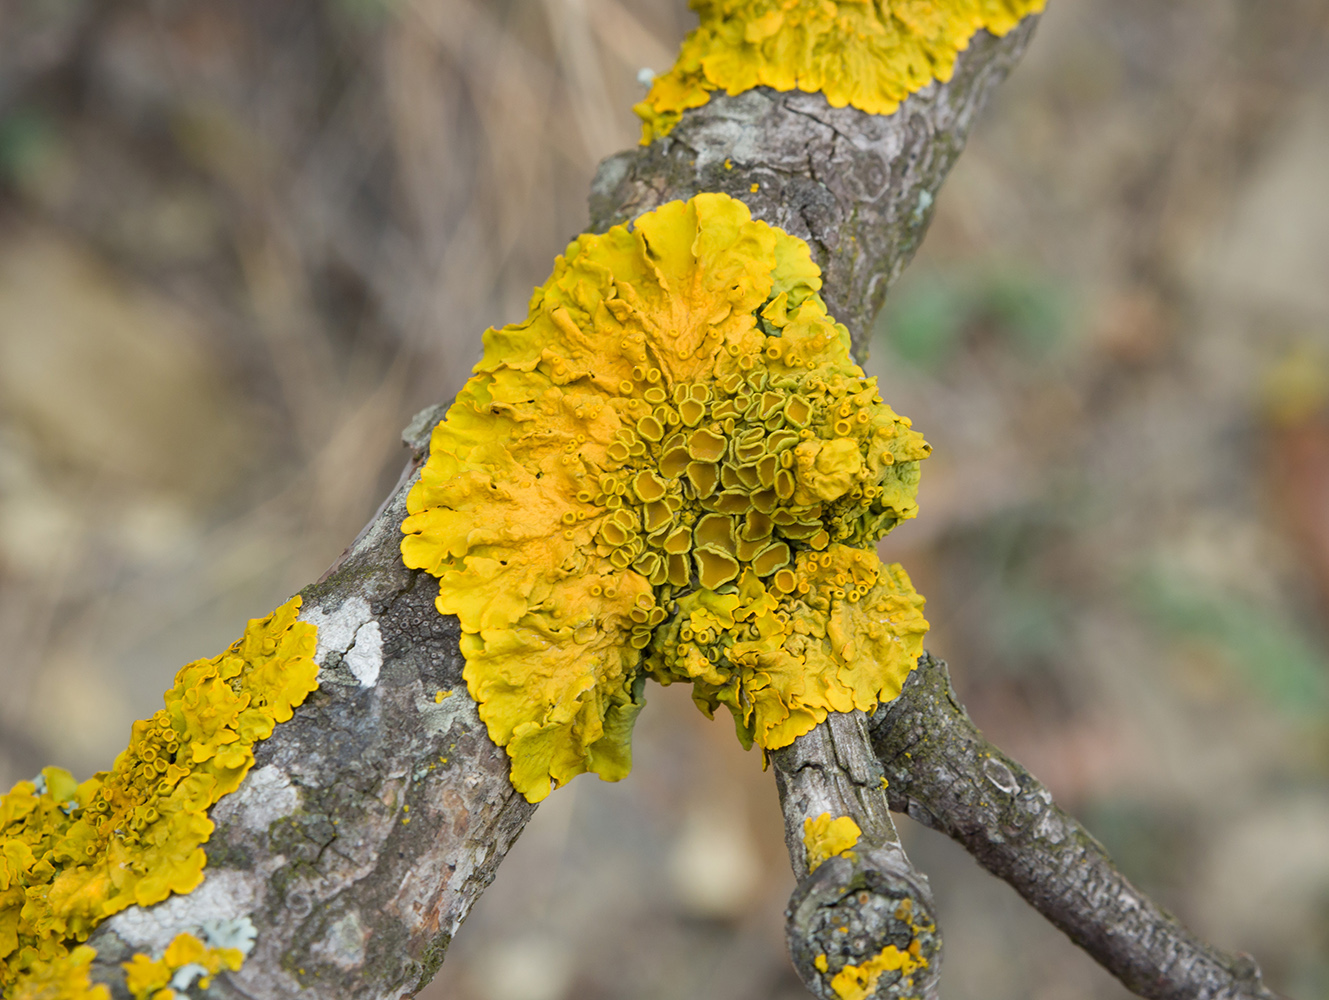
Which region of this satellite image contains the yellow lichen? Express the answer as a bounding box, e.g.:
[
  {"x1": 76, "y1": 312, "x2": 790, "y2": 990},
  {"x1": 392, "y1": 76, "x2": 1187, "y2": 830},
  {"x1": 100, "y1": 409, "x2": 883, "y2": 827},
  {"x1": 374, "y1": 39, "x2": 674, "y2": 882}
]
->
[
  {"x1": 403, "y1": 193, "x2": 929, "y2": 802},
  {"x1": 822, "y1": 896, "x2": 935, "y2": 998},
  {"x1": 803, "y1": 812, "x2": 862, "y2": 871},
  {"x1": 0, "y1": 598, "x2": 319, "y2": 996},
  {"x1": 5, "y1": 946, "x2": 108, "y2": 1000},
  {"x1": 122, "y1": 932, "x2": 243, "y2": 1000},
  {"x1": 636, "y1": 0, "x2": 1047, "y2": 142},
  {"x1": 830, "y1": 942, "x2": 927, "y2": 1000}
]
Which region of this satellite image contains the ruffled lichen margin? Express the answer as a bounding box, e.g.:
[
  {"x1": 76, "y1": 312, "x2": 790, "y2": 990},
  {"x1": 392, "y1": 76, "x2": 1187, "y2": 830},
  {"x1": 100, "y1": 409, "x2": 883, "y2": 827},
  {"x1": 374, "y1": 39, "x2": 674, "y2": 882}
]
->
[
  {"x1": 0, "y1": 598, "x2": 319, "y2": 998},
  {"x1": 636, "y1": 0, "x2": 1048, "y2": 142},
  {"x1": 401, "y1": 192, "x2": 930, "y2": 803}
]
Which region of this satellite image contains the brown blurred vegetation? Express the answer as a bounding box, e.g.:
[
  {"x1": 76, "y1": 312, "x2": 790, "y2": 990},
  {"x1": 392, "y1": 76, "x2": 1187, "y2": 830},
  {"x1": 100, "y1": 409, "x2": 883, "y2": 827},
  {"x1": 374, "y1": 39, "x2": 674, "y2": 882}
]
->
[{"x1": 2, "y1": 1, "x2": 1328, "y2": 998}]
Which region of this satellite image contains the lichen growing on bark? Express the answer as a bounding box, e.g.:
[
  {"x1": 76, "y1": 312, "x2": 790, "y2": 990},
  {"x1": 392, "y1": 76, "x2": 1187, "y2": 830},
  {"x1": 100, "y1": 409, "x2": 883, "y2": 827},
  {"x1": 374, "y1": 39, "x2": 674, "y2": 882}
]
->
[
  {"x1": 830, "y1": 940, "x2": 928, "y2": 1000},
  {"x1": 5, "y1": 945, "x2": 107, "y2": 1000},
  {"x1": 0, "y1": 598, "x2": 319, "y2": 997},
  {"x1": 402, "y1": 193, "x2": 930, "y2": 802},
  {"x1": 636, "y1": 0, "x2": 1047, "y2": 142},
  {"x1": 811, "y1": 895, "x2": 934, "y2": 999},
  {"x1": 803, "y1": 812, "x2": 862, "y2": 871},
  {"x1": 123, "y1": 932, "x2": 245, "y2": 1000}
]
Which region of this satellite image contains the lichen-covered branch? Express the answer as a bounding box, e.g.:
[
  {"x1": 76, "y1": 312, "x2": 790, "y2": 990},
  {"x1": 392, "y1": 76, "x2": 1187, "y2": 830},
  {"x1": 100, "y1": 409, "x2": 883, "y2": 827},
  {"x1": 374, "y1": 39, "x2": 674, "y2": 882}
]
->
[
  {"x1": 870, "y1": 653, "x2": 1289, "y2": 1000},
  {"x1": 53, "y1": 16, "x2": 1059, "y2": 1000},
  {"x1": 590, "y1": 18, "x2": 1042, "y2": 360},
  {"x1": 4, "y1": 5, "x2": 1298, "y2": 1000},
  {"x1": 583, "y1": 21, "x2": 1045, "y2": 997},
  {"x1": 83, "y1": 417, "x2": 540, "y2": 1000},
  {"x1": 771, "y1": 712, "x2": 941, "y2": 1000}
]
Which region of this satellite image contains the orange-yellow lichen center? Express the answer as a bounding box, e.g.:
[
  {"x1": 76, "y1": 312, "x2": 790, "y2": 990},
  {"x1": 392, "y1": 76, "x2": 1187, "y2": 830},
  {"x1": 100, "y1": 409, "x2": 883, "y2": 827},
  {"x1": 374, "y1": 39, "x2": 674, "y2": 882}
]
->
[
  {"x1": 636, "y1": 0, "x2": 1048, "y2": 142},
  {"x1": 0, "y1": 598, "x2": 319, "y2": 996},
  {"x1": 402, "y1": 193, "x2": 930, "y2": 803}
]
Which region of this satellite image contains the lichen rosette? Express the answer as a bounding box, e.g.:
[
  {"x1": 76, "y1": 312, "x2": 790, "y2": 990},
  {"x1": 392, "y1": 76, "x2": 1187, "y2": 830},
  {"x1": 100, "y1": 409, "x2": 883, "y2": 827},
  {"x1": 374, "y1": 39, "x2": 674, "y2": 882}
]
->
[
  {"x1": 636, "y1": 0, "x2": 1047, "y2": 142},
  {"x1": 402, "y1": 193, "x2": 930, "y2": 802}
]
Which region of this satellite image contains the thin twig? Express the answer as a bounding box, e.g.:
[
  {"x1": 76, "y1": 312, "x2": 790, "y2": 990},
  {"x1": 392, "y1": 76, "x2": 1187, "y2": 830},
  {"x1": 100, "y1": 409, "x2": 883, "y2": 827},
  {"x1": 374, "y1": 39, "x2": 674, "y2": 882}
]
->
[{"x1": 870, "y1": 653, "x2": 1289, "y2": 1000}]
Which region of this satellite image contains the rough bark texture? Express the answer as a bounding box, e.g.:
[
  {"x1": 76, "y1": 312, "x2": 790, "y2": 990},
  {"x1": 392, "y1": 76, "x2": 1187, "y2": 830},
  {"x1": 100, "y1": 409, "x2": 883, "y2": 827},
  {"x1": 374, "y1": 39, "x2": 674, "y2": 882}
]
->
[
  {"x1": 772, "y1": 712, "x2": 941, "y2": 1000},
  {"x1": 870, "y1": 653, "x2": 1288, "y2": 1000},
  {"x1": 589, "y1": 20, "x2": 1041, "y2": 360},
  {"x1": 86, "y1": 411, "x2": 539, "y2": 1000},
  {"x1": 68, "y1": 13, "x2": 1285, "y2": 1000}
]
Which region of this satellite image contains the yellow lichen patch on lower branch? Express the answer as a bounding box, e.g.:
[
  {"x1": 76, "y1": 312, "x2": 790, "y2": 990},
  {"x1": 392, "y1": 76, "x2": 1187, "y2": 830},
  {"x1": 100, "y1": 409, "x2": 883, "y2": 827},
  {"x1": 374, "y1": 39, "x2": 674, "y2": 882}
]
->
[
  {"x1": 0, "y1": 598, "x2": 319, "y2": 996},
  {"x1": 802, "y1": 813, "x2": 862, "y2": 872},
  {"x1": 122, "y1": 932, "x2": 243, "y2": 1000},
  {"x1": 830, "y1": 942, "x2": 928, "y2": 1000},
  {"x1": 636, "y1": 0, "x2": 1048, "y2": 142},
  {"x1": 402, "y1": 192, "x2": 929, "y2": 802}
]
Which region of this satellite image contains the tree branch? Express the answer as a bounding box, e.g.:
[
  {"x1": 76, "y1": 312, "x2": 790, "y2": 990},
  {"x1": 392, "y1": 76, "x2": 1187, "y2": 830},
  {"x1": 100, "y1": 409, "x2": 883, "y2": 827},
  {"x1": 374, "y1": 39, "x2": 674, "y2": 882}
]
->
[
  {"x1": 589, "y1": 19, "x2": 1042, "y2": 359},
  {"x1": 870, "y1": 653, "x2": 1289, "y2": 1000},
  {"x1": 86, "y1": 417, "x2": 537, "y2": 999},
  {"x1": 771, "y1": 712, "x2": 942, "y2": 1000},
  {"x1": 77, "y1": 19, "x2": 1049, "y2": 1000},
  {"x1": 71, "y1": 13, "x2": 1282, "y2": 1000}
]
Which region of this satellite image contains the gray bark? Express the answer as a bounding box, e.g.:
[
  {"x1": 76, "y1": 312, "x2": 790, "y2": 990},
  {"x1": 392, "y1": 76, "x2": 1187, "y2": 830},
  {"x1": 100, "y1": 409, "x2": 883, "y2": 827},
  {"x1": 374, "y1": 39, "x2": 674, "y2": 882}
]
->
[
  {"x1": 73, "y1": 13, "x2": 1286, "y2": 1000},
  {"x1": 87, "y1": 412, "x2": 537, "y2": 999},
  {"x1": 771, "y1": 712, "x2": 941, "y2": 1000},
  {"x1": 870, "y1": 653, "x2": 1287, "y2": 1000},
  {"x1": 589, "y1": 20, "x2": 1042, "y2": 360}
]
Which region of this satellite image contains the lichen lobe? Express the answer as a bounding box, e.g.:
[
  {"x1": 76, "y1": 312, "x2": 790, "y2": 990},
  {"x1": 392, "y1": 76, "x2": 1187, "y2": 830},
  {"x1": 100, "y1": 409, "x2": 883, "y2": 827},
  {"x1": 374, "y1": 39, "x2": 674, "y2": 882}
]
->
[
  {"x1": 0, "y1": 598, "x2": 319, "y2": 997},
  {"x1": 636, "y1": 0, "x2": 1049, "y2": 142},
  {"x1": 803, "y1": 812, "x2": 862, "y2": 871},
  {"x1": 402, "y1": 192, "x2": 930, "y2": 803}
]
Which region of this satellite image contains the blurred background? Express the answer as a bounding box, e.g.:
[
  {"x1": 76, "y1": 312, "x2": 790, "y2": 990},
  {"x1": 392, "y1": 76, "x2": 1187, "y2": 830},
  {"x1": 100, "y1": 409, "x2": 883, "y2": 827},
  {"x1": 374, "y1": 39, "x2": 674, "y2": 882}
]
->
[{"x1": 2, "y1": 0, "x2": 1328, "y2": 997}]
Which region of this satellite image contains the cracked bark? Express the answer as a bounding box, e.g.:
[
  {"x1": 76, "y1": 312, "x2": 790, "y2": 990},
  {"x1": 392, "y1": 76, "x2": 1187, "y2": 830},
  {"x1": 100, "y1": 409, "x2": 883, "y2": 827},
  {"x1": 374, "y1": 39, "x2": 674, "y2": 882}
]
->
[
  {"x1": 771, "y1": 713, "x2": 941, "y2": 1000},
  {"x1": 870, "y1": 653, "x2": 1288, "y2": 1000},
  {"x1": 70, "y1": 13, "x2": 1284, "y2": 1000}
]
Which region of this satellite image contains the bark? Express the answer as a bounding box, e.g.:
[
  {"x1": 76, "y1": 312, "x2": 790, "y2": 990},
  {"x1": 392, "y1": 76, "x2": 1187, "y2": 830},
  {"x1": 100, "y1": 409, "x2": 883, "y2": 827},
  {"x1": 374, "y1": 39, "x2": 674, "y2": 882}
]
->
[
  {"x1": 589, "y1": 20, "x2": 1042, "y2": 359},
  {"x1": 79, "y1": 17, "x2": 1040, "y2": 989},
  {"x1": 72, "y1": 12, "x2": 1288, "y2": 1000},
  {"x1": 869, "y1": 653, "x2": 1288, "y2": 1000},
  {"x1": 771, "y1": 712, "x2": 942, "y2": 1000},
  {"x1": 86, "y1": 411, "x2": 539, "y2": 999}
]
